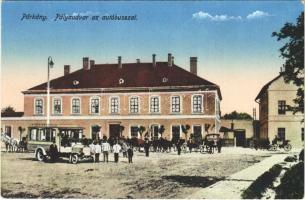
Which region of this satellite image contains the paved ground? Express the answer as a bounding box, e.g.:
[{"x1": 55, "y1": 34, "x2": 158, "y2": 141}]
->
[
  {"x1": 1, "y1": 147, "x2": 278, "y2": 198},
  {"x1": 189, "y1": 148, "x2": 299, "y2": 199}
]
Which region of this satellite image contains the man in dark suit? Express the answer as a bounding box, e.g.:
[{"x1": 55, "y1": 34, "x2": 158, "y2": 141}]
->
[{"x1": 144, "y1": 137, "x2": 150, "y2": 157}]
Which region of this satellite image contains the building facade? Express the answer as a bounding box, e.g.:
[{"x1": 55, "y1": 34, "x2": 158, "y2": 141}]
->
[
  {"x1": 1, "y1": 54, "x2": 222, "y2": 142},
  {"x1": 220, "y1": 119, "x2": 256, "y2": 147},
  {"x1": 255, "y1": 72, "x2": 304, "y2": 148}
]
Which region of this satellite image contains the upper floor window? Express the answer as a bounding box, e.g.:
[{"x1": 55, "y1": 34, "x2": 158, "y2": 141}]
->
[
  {"x1": 150, "y1": 96, "x2": 160, "y2": 113},
  {"x1": 110, "y1": 97, "x2": 119, "y2": 114},
  {"x1": 130, "y1": 97, "x2": 139, "y2": 114},
  {"x1": 53, "y1": 98, "x2": 62, "y2": 115},
  {"x1": 192, "y1": 95, "x2": 203, "y2": 113},
  {"x1": 302, "y1": 128, "x2": 304, "y2": 141},
  {"x1": 171, "y1": 96, "x2": 181, "y2": 113},
  {"x1": 35, "y1": 98, "x2": 44, "y2": 115},
  {"x1": 90, "y1": 97, "x2": 100, "y2": 114},
  {"x1": 278, "y1": 100, "x2": 286, "y2": 115},
  {"x1": 71, "y1": 98, "x2": 81, "y2": 114}
]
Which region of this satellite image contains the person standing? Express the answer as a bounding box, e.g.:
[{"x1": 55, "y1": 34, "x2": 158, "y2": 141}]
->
[
  {"x1": 102, "y1": 139, "x2": 110, "y2": 162},
  {"x1": 89, "y1": 140, "x2": 95, "y2": 162},
  {"x1": 188, "y1": 138, "x2": 193, "y2": 153},
  {"x1": 113, "y1": 142, "x2": 121, "y2": 163},
  {"x1": 176, "y1": 138, "x2": 182, "y2": 155},
  {"x1": 144, "y1": 137, "x2": 150, "y2": 157},
  {"x1": 127, "y1": 145, "x2": 134, "y2": 163},
  {"x1": 49, "y1": 139, "x2": 58, "y2": 162},
  {"x1": 94, "y1": 141, "x2": 101, "y2": 163},
  {"x1": 217, "y1": 138, "x2": 223, "y2": 153},
  {"x1": 122, "y1": 142, "x2": 128, "y2": 158}
]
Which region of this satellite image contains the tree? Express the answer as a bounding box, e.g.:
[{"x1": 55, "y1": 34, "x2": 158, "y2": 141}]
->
[
  {"x1": 91, "y1": 125, "x2": 101, "y2": 140},
  {"x1": 272, "y1": 12, "x2": 304, "y2": 114},
  {"x1": 181, "y1": 124, "x2": 190, "y2": 139},
  {"x1": 158, "y1": 125, "x2": 165, "y2": 138},
  {"x1": 119, "y1": 125, "x2": 125, "y2": 137},
  {"x1": 1, "y1": 106, "x2": 16, "y2": 114},
  {"x1": 138, "y1": 126, "x2": 146, "y2": 139},
  {"x1": 223, "y1": 111, "x2": 252, "y2": 120}
]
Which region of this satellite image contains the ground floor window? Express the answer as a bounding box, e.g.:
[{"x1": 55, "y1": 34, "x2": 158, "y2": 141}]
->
[
  {"x1": 277, "y1": 128, "x2": 285, "y2": 140},
  {"x1": 172, "y1": 125, "x2": 180, "y2": 143},
  {"x1": 193, "y1": 125, "x2": 202, "y2": 143},
  {"x1": 151, "y1": 125, "x2": 159, "y2": 140},
  {"x1": 130, "y1": 126, "x2": 139, "y2": 138},
  {"x1": 4, "y1": 125, "x2": 12, "y2": 137}
]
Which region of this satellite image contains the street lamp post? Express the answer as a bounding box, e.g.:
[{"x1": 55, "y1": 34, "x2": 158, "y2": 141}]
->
[{"x1": 47, "y1": 57, "x2": 54, "y2": 127}]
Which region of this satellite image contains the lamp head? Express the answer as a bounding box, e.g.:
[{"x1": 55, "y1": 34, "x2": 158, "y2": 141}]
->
[{"x1": 49, "y1": 59, "x2": 54, "y2": 68}]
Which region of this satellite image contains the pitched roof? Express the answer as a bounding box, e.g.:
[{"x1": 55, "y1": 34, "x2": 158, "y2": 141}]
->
[
  {"x1": 27, "y1": 62, "x2": 222, "y2": 99},
  {"x1": 255, "y1": 74, "x2": 282, "y2": 101}
]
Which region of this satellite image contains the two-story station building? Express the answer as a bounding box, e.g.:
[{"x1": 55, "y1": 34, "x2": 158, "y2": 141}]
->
[
  {"x1": 1, "y1": 54, "x2": 222, "y2": 142},
  {"x1": 255, "y1": 69, "x2": 304, "y2": 148}
]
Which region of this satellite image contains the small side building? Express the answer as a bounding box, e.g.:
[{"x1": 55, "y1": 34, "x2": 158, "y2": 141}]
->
[
  {"x1": 255, "y1": 72, "x2": 304, "y2": 148},
  {"x1": 220, "y1": 119, "x2": 257, "y2": 147}
]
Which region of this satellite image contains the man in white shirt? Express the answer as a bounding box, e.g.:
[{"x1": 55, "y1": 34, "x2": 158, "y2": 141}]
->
[
  {"x1": 102, "y1": 140, "x2": 111, "y2": 162},
  {"x1": 113, "y1": 142, "x2": 121, "y2": 163},
  {"x1": 94, "y1": 141, "x2": 101, "y2": 163},
  {"x1": 89, "y1": 140, "x2": 95, "y2": 161}
]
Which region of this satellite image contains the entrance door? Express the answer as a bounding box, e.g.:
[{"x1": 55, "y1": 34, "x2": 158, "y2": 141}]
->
[
  {"x1": 234, "y1": 130, "x2": 246, "y2": 147},
  {"x1": 172, "y1": 125, "x2": 180, "y2": 143},
  {"x1": 109, "y1": 124, "x2": 121, "y2": 139}
]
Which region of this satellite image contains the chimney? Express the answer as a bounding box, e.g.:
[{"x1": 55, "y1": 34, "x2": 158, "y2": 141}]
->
[
  {"x1": 190, "y1": 57, "x2": 197, "y2": 75},
  {"x1": 118, "y1": 56, "x2": 122, "y2": 68},
  {"x1": 90, "y1": 60, "x2": 95, "y2": 68},
  {"x1": 172, "y1": 56, "x2": 174, "y2": 65},
  {"x1": 152, "y1": 54, "x2": 156, "y2": 67},
  {"x1": 136, "y1": 59, "x2": 140, "y2": 64},
  {"x1": 64, "y1": 65, "x2": 70, "y2": 76},
  {"x1": 83, "y1": 57, "x2": 89, "y2": 70},
  {"x1": 168, "y1": 53, "x2": 172, "y2": 67}
]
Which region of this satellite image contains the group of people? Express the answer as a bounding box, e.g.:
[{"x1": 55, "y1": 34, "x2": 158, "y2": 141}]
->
[{"x1": 88, "y1": 139, "x2": 134, "y2": 163}]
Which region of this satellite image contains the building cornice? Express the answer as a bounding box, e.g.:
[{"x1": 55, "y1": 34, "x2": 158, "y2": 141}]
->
[{"x1": 1, "y1": 114, "x2": 217, "y2": 121}]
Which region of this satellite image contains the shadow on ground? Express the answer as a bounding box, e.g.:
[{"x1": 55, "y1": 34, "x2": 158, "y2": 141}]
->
[{"x1": 162, "y1": 175, "x2": 225, "y2": 188}]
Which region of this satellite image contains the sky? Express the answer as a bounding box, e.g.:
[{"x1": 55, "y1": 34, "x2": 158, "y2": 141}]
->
[{"x1": 1, "y1": 1, "x2": 304, "y2": 116}]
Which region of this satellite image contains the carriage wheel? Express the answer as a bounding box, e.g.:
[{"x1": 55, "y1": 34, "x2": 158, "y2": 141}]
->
[
  {"x1": 70, "y1": 154, "x2": 78, "y2": 164},
  {"x1": 36, "y1": 149, "x2": 45, "y2": 162},
  {"x1": 200, "y1": 146, "x2": 205, "y2": 154},
  {"x1": 284, "y1": 144, "x2": 292, "y2": 152}
]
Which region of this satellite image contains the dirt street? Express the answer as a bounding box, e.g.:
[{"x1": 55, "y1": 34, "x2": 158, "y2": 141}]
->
[{"x1": 1, "y1": 149, "x2": 272, "y2": 198}]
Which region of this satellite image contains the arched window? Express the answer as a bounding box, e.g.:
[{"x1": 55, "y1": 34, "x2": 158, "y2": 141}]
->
[
  {"x1": 35, "y1": 98, "x2": 44, "y2": 115},
  {"x1": 129, "y1": 96, "x2": 139, "y2": 114},
  {"x1": 71, "y1": 98, "x2": 81, "y2": 114},
  {"x1": 90, "y1": 97, "x2": 100, "y2": 114}
]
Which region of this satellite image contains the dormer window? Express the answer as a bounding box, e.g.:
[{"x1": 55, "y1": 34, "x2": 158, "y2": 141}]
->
[
  {"x1": 119, "y1": 78, "x2": 124, "y2": 85},
  {"x1": 73, "y1": 80, "x2": 79, "y2": 86}
]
